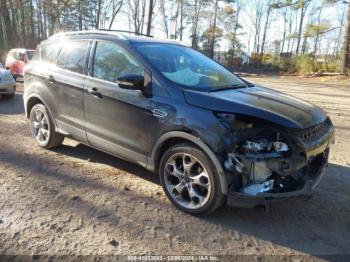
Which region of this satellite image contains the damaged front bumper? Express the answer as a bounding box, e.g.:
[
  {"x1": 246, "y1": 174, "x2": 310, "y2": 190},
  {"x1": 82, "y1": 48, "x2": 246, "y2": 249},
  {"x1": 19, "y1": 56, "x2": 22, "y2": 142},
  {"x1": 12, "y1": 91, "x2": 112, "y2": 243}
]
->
[
  {"x1": 224, "y1": 118, "x2": 335, "y2": 208},
  {"x1": 227, "y1": 151, "x2": 328, "y2": 208}
]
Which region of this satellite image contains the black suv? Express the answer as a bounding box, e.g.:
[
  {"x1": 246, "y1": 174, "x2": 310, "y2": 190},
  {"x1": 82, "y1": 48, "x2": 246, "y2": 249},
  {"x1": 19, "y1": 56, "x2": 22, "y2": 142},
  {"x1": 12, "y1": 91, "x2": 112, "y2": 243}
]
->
[{"x1": 24, "y1": 31, "x2": 334, "y2": 214}]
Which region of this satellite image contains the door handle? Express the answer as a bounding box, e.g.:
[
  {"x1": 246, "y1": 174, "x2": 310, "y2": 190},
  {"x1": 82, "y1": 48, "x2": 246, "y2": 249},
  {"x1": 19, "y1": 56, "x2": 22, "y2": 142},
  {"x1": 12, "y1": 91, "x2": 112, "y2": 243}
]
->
[
  {"x1": 90, "y1": 87, "x2": 102, "y2": 98},
  {"x1": 48, "y1": 75, "x2": 55, "y2": 83}
]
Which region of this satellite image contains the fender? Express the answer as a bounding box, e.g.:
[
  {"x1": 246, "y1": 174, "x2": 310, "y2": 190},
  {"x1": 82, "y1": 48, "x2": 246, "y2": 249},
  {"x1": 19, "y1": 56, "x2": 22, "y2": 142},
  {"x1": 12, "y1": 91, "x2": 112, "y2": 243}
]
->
[
  {"x1": 148, "y1": 131, "x2": 228, "y2": 194},
  {"x1": 24, "y1": 93, "x2": 59, "y2": 132}
]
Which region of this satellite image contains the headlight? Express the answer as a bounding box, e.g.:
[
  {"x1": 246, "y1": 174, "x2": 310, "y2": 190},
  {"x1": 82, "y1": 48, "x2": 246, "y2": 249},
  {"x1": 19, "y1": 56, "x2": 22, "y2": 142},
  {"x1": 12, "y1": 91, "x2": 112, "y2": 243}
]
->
[{"x1": 242, "y1": 140, "x2": 289, "y2": 153}]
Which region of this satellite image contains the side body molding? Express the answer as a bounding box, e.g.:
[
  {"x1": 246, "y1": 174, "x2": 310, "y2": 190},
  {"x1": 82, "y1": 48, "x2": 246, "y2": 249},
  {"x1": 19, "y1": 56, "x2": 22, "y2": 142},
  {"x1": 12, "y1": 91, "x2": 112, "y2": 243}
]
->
[{"x1": 148, "y1": 131, "x2": 228, "y2": 194}]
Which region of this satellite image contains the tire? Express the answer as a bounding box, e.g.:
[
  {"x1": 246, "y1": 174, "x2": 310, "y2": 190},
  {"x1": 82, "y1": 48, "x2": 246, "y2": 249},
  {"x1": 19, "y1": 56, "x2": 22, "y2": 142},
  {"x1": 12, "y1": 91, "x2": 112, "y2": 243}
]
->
[
  {"x1": 2, "y1": 93, "x2": 15, "y2": 99},
  {"x1": 29, "y1": 103, "x2": 64, "y2": 149},
  {"x1": 159, "y1": 143, "x2": 224, "y2": 215}
]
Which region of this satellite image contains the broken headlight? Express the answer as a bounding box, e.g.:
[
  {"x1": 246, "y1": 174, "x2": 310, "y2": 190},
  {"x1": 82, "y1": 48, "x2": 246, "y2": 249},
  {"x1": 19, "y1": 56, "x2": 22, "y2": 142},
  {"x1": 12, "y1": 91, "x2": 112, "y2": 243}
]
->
[{"x1": 242, "y1": 140, "x2": 289, "y2": 154}]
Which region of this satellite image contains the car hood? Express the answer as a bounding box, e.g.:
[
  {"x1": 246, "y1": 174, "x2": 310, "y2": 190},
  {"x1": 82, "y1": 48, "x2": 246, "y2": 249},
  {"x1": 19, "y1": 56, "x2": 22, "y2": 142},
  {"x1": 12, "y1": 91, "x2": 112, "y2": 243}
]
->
[{"x1": 183, "y1": 85, "x2": 327, "y2": 129}]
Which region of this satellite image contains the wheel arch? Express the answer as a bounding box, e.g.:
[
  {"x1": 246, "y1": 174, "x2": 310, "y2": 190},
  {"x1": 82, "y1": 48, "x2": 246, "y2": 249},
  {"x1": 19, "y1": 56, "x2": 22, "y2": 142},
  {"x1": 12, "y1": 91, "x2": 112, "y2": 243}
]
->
[
  {"x1": 149, "y1": 131, "x2": 228, "y2": 194},
  {"x1": 25, "y1": 94, "x2": 57, "y2": 130}
]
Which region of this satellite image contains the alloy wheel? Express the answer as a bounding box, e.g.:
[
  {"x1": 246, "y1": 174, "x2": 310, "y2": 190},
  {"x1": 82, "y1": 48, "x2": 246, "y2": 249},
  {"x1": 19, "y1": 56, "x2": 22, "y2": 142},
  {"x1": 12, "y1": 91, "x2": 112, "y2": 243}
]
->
[
  {"x1": 164, "y1": 153, "x2": 212, "y2": 209},
  {"x1": 31, "y1": 109, "x2": 50, "y2": 145}
]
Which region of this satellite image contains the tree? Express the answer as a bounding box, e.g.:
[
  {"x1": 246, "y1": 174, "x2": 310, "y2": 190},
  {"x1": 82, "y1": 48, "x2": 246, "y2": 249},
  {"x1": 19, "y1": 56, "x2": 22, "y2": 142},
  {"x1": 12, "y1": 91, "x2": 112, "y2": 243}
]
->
[
  {"x1": 342, "y1": 1, "x2": 350, "y2": 74},
  {"x1": 127, "y1": 0, "x2": 147, "y2": 34},
  {"x1": 146, "y1": 0, "x2": 155, "y2": 35},
  {"x1": 260, "y1": 1, "x2": 273, "y2": 54},
  {"x1": 189, "y1": 0, "x2": 209, "y2": 49}
]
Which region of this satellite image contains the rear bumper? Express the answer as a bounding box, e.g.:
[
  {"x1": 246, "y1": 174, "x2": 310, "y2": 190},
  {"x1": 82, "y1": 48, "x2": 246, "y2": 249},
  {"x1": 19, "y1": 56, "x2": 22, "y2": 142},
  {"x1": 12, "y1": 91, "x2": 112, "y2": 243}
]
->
[
  {"x1": 12, "y1": 73, "x2": 23, "y2": 79},
  {"x1": 0, "y1": 82, "x2": 16, "y2": 94}
]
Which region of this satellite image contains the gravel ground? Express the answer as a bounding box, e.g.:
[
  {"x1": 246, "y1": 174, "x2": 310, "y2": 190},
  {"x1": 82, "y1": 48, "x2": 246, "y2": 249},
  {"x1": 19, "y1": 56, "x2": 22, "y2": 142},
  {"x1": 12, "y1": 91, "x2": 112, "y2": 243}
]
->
[{"x1": 0, "y1": 76, "x2": 349, "y2": 259}]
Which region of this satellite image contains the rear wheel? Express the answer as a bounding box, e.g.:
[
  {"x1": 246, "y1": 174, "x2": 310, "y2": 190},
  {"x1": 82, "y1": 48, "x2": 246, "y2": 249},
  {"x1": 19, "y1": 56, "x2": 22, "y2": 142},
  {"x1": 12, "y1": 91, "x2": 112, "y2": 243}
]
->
[
  {"x1": 29, "y1": 104, "x2": 64, "y2": 148},
  {"x1": 159, "y1": 143, "x2": 224, "y2": 215}
]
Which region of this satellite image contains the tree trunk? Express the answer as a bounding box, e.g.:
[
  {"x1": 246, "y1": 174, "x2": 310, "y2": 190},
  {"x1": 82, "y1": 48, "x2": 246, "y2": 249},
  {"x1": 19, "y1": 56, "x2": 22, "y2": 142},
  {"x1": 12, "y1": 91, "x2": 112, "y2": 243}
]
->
[
  {"x1": 209, "y1": 0, "x2": 219, "y2": 58},
  {"x1": 96, "y1": 0, "x2": 102, "y2": 29},
  {"x1": 342, "y1": 2, "x2": 350, "y2": 74},
  {"x1": 20, "y1": 0, "x2": 26, "y2": 46},
  {"x1": 146, "y1": 0, "x2": 154, "y2": 36},
  {"x1": 180, "y1": 0, "x2": 183, "y2": 41},
  {"x1": 261, "y1": 5, "x2": 272, "y2": 55},
  {"x1": 29, "y1": 0, "x2": 35, "y2": 45},
  {"x1": 296, "y1": 8, "x2": 305, "y2": 55}
]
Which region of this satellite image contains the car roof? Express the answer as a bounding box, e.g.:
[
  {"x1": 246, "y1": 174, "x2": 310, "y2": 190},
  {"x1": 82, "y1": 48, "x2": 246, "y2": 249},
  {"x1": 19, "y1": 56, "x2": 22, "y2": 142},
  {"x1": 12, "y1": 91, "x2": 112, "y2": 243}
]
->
[{"x1": 45, "y1": 30, "x2": 187, "y2": 46}]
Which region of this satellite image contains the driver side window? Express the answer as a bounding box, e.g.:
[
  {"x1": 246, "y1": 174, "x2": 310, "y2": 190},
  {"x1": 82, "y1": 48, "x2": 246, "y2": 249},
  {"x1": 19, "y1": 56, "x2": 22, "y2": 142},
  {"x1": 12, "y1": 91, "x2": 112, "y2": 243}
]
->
[{"x1": 93, "y1": 41, "x2": 144, "y2": 83}]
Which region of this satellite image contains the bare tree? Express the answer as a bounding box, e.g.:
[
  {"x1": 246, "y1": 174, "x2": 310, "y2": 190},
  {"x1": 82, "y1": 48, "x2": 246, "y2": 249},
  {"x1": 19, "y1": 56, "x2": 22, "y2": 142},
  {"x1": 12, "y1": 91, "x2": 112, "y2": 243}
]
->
[
  {"x1": 260, "y1": 1, "x2": 273, "y2": 54},
  {"x1": 127, "y1": 0, "x2": 147, "y2": 34},
  {"x1": 343, "y1": 1, "x2": 350, "y2": 74}
]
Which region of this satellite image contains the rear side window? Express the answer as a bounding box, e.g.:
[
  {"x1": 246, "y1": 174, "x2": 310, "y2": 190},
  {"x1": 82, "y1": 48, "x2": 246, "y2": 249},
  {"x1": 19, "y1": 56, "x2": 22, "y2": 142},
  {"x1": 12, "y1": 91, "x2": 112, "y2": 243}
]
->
[
  {"x1": 27, "y1": 51, "x2": 35, "y2": 60},
  {"x1": 41, "y1": 43, "x2": 61, "y2": 64},
  {"x1": 31, "y1": 47, "x2": 41, "y2": 61},
  {"x1": 93, "y1": 41, "x2": 143, "y2": 82},
  {"x1": 56, "y1": 41, "x2": 89, "y2": 74}
]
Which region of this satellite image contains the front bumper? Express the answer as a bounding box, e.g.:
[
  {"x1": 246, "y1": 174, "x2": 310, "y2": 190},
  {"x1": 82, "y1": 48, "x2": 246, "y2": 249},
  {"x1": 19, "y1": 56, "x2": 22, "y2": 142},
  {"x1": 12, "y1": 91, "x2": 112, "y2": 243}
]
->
[
  {"x1": 0, "y1": 82, "x2": 16, "y2": 94},
  {"x1": 226, "y1": 124, "x2": 334, "y2": 208}
]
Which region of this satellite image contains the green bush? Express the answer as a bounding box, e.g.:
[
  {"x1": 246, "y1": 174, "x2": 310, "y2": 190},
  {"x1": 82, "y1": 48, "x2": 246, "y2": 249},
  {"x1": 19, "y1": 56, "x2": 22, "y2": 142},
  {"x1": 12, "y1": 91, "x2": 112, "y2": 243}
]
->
[
  {"x1": 264, "y1": 55, "x2": 342, "y2": 75},
  {"x1": 295, "y1": 55, "x2": 319, "y2": 75}
]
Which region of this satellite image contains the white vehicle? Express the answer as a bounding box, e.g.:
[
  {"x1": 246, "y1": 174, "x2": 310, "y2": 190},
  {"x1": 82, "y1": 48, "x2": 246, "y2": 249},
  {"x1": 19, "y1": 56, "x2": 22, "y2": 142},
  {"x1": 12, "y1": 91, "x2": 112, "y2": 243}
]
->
[{"x1": 0, "y1": 63, "x2": 16, "y2": 99}]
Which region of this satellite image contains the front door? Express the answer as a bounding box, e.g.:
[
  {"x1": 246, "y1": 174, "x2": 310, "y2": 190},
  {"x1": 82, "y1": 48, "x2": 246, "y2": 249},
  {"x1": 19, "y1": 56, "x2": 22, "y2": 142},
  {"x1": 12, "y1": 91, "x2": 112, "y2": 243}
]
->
[{"x1": 84, "y1": 40, "x2": 161, "y2": 167}]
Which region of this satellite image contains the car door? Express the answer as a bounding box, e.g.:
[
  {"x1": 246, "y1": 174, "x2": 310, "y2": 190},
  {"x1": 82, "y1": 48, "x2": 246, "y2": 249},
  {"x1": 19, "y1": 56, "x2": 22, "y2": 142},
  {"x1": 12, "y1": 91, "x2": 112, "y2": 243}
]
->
[
  {"x1": 49, "y1": 40, "x2": 91, "y2": 143},
  {"x1": 84, "y1": 40, "x2": 163, "y2": 167}
]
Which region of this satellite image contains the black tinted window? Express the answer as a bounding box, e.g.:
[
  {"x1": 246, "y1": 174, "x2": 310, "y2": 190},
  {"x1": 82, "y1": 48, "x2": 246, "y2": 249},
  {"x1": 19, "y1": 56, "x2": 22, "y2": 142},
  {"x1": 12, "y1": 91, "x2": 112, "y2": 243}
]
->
[
  {"x1": 57, "y1": 41, "x2": 89, "y2": 74},
  {"x1": 27, "y1": 51, "x2": 34, "y2": 60},
  {"x1": 41, "y1": 43, "x2": 61, "y2": 63},
  {"x1": 93, "y1": 41, "x2": 143, "y2": 82}
]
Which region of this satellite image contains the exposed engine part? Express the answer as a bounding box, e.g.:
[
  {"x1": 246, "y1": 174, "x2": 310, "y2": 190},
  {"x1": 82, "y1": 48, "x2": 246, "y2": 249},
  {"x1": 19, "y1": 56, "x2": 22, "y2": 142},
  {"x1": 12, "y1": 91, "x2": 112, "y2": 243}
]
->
[
  {"x1": 241, "y1": 180, "x2": 274, "y2": 196},
  {"x1": 273, "y1": 141, "x2": 289, "y2": 152},
  {"x1": 224, "y1": 153, "x2": 245, "y2": 173},
  {"x1": 242, "y1": 141, "x2": 268, "y2": 153},
  {"x1": 248, "y1": 161, "x2": 272, "y2": 183}
]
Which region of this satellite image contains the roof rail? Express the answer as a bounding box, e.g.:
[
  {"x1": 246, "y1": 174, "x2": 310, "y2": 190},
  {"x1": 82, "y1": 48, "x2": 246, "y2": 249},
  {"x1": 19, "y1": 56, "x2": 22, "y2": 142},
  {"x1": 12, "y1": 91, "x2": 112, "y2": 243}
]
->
[{"x1": 98, "y1": 29, "x2": 153, "y2": 38}]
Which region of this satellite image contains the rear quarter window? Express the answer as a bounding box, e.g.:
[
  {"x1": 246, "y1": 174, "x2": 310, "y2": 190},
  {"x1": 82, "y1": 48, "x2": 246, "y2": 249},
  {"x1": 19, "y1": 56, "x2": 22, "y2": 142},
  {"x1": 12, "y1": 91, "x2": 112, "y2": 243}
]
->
[
  {"x1": 41, "y1": 43, "x2": 61, "y2": 64},
  {"x1": 56, "y1": 41, "x2": 89, "y2": 74}
]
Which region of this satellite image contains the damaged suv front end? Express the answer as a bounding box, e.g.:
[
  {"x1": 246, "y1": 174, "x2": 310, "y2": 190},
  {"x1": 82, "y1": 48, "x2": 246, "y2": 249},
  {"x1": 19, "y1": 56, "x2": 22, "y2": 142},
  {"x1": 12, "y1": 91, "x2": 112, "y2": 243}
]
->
[
  {"x1": 221, "y1": 115, "x2": 334, "y2": 208},
  {"x1": 184, "y1": 84, "x2": 335, "y2": 208}
]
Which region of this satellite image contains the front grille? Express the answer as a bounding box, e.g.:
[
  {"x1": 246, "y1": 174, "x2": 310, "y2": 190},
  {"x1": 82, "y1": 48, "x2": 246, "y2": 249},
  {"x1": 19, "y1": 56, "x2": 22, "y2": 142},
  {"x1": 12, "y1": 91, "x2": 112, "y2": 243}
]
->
[{"x1": 0, "y1": 88, "x2": 6, "y2": 92}]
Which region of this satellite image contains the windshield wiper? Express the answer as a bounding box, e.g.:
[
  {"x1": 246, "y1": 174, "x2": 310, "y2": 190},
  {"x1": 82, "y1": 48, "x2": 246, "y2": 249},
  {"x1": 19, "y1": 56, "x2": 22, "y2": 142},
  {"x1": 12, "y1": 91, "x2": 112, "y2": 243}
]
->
[{"x1": 210, "y1": 84, "x2": 248, "y2": 92}]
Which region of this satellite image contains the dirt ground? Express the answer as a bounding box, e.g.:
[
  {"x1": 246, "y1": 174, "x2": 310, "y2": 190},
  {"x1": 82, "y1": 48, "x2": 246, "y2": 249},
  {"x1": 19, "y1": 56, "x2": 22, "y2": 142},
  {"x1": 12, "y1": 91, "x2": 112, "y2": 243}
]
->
[{"x1": 0, "y1": 76, "x2": 349, "y2": 259}]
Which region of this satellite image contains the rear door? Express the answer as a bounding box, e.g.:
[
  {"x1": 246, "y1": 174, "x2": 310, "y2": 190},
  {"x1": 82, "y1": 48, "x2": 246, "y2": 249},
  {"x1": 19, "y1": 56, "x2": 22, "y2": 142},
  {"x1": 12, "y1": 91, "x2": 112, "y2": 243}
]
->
[{"x1": 49, "y1": 40, "x2": 91, "y2": 142}]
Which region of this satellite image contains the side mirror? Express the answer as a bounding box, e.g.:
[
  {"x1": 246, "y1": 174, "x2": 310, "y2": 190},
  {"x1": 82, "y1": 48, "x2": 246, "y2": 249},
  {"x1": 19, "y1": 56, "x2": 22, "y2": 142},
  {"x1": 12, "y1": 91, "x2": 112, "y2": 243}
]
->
[{"x1": 116, "y1": 74, "x2": 145, "y2": 91}]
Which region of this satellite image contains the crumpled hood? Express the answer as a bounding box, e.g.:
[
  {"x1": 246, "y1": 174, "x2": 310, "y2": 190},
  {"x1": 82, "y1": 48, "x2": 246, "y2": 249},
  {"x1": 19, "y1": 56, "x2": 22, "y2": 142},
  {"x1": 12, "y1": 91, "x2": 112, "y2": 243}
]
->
[{"x1": 184, "y1": 85, "x2": 327, "y2": 129}]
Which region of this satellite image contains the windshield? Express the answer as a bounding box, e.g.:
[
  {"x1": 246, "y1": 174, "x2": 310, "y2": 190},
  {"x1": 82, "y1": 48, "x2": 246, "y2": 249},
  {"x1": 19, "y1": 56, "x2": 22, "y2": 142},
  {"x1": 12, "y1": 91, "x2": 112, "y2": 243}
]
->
[
  {"x1": 27, "y1": 51, "x2": 35, "y2": 60},
  {"x1": 135, "y1": 43, "x2": 246, "y2": 92}
]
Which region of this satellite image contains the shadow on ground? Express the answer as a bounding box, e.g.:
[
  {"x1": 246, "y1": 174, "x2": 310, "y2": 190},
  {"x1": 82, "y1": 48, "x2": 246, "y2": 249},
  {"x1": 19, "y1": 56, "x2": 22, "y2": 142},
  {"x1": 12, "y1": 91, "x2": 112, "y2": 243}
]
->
[
  {"x1": 29, "y1": 142, "x2": 350, "y2": 256},
  {"x1": 0, "y1": 94, "x2": 24, "y2": 115}
]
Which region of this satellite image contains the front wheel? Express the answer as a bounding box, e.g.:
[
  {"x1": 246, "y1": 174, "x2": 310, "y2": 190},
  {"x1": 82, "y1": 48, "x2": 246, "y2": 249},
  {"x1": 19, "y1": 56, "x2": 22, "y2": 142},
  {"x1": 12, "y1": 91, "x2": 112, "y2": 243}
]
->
[
  {"x1": 30, "y1": 104, "x2": 64, "y2": 148},
  {"x1": 159, "y1": 143, "x2": 224, "y2": 215}
]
